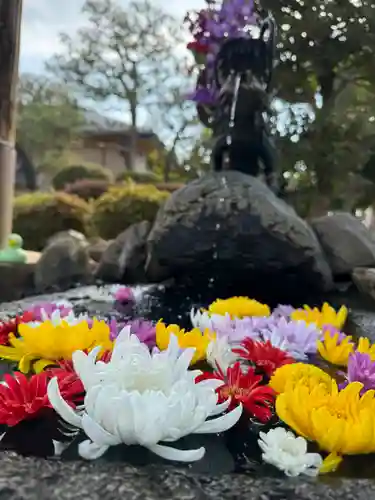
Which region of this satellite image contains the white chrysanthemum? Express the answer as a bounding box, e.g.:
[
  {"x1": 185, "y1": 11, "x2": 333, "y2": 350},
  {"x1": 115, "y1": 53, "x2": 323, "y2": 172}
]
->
[
  {"x1": 258, "y1": 428, "x2": 323, "y2": 477},
  {"x1": 206, "y1": 337, "x2": 239, "y2": 372},
  {"x1": 47, "y1": 327, "x2": 242, "y2": 462},
  {"x1": 27, "y1": 309, "x2": 89, "y2": 328}
]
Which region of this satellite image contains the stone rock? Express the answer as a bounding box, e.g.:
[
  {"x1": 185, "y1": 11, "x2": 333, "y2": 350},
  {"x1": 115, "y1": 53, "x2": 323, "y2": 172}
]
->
[
  {"x1": 119, "y1": 221, "x2": 152, "y2": 283},
  {"x1": 0, "y1": 263, "x2": 35, "y2": 302},
  {"x1": 88, "y1": 238, "x2": 111, "y2": 262},
  {"x1": 34, "y1": 235, "x2": 92, "y2": 293},
  {"x1": 311, "y1": 212, "x2": 375, "y2": 276},
  {"x1": 96, "y1": 221, "x2": 151, "y2": 283},
  {"x1": 352, "y1": 267, "x2": 375, "y2": 303},
  {"x1": 47, "y1": 229, "x2": 88, "y2": 247},
  {"x1": 0, "y1": 453, "x2": 375, "y2": 500},
  {"x1": 145, "y1": 172, "x2": 333, "y2": 304},
  {"x1": 95, "y1": 231, "x2": 129, "y2": 282}
]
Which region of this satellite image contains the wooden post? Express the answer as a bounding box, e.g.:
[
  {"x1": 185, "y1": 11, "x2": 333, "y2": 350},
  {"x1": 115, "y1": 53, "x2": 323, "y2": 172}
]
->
[{"x1": 0, "y1": 0, "x2": 22, "y2": 248}]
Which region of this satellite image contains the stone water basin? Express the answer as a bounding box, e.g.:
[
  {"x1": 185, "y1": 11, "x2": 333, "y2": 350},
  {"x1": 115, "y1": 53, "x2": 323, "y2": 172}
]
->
[{"x1": 1, "y1": 284, "x2": 375, "y2": 498}]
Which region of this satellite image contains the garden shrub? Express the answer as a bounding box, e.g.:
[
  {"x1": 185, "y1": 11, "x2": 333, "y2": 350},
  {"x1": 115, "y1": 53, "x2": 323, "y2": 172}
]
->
[
  {"x1": 115, "y1": 171, "x2": 160, "y2": 184},
  {"x1": 13, "y1": 192, "x2": 93, "y2": 250},
  {"x1": 92, "y1": 184, "x2": 170, "y2": 239},
  {"x1": 52, "y1": 164, "x2": 114, "y2": 190},
  {"x1": 64, "y1": 179, "x2": 111, "y2": 201}
]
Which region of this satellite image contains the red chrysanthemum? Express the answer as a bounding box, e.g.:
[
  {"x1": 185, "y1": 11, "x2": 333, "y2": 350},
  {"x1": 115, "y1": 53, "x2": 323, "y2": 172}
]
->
[
  {"x1": 233, "y1": 338, "x2": 295, "y2": 377},
  {"x1": 0, "y1": 312, "x2": 35, "y2": 346},
  {"x1": 0, "y1": 371, "x2": 83, "y2": 427},
  {"x1": 197, "y1": 362, "x2": 275, "y2": 423}
]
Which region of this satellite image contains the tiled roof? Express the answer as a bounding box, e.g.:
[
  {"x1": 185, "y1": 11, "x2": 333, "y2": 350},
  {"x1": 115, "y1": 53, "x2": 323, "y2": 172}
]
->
[{"x1": 81, "y1": 109, "x2": 154, "y2": 137}]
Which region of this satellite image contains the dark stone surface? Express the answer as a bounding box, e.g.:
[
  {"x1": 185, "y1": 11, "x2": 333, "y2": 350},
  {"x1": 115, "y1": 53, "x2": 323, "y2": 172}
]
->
[
  {"x1": 312, "y1": 212, "x2": 375, "y2": 276},
  {"x1": 88, "y1": 238, "x2": 111, "y2": 263},
  {"x1": 95, "y1": 231, "x2": 128, "y2": 282},
  {"x1": 0, "y1": 452, "x2": 374, "y2": 500},
  {"x1": 145, "y1": 172, "x2": 333, "y2": 305},
  {"x1": 119, "y1": 221, "x2": 152, "y2": 284},
  {"x1": 352, "y1": 267, "x2": 375, "y2": 304},
  {"x1": 0, "y1": 262, "x2": 35, "y2": 302},
  {"x1": 96, "y1": 221, "x2": 151, "y2": 284}
]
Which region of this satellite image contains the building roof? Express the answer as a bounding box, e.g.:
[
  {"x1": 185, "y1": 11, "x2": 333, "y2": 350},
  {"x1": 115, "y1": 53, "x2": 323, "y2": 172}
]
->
[{"x1": 81, "y1": 110, "x2": 155, "y2": 138}]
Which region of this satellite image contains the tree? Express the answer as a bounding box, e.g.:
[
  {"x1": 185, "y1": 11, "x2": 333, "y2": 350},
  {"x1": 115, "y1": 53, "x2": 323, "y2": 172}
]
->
[
  {"x1": 47, "y1": 0, "x2": 189, "y2": 172},
  {"x1": 262, "y1": 0, "x2": 375, "y2": 215},
  {"x1": 17, "y1": 74, "x2": 83, "y2": 171}
]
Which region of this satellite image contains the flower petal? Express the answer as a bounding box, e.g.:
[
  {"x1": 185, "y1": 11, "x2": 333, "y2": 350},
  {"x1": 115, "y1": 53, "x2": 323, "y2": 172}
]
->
[
  {"x1": 147, "y1": 443, "x2": 205, "y2": 462},
  {"x1": 47, "y1": 377, "x2": 82, "y2": 428},
  {"x1": 81, "y1": 413, "x2": 121, "y2": 447},
  {"x1": 194, "y1": 404, "x2": 243, "y2": 434},
  {"x1": 78, "y1": 440, "x2": 110, "y2": 460}
]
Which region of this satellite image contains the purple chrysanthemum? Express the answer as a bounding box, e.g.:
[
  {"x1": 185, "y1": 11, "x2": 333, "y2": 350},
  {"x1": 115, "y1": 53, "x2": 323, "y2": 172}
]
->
[
  {"x1": 260, "y1": 317, "x2": 322, "y2": 360},
  {"x1": 110, "y1": 319, "x2": 156, "y2": 347},
  {"x1": 272, "y1": 305, "x2": 296, "y2": 319},
  {"x1": 28, "y1": 302, "x2": 72, "y2": 321},
  {"x1": 340, "y1": 352, "x2": 375, "y2": 394}
]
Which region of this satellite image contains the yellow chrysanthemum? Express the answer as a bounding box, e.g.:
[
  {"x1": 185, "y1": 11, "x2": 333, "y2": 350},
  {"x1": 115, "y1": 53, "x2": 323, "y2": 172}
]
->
[
  {"x1": 276, "y1": 380, "x2": 375, "y2": 455},
  {"x1": 269, "y1": 362, "x2": 334, "y2": 394},
  {"x1": 0, "y1": 319, "x2": 112, "y2": 373},
  {"x1": 290, "y1": 302, "x2": 348, "y2": 330},
  {"x1": 317, "y1": 330, "x2": 354, "y2": 366},
  {"x1": 156, "y1": 321, "x2": 216, "y2": 364},
  {"x1": 207, "y1": 297, "x2": 270, "y2": 319},
  {"x1": 356, "y1": 337, "x2": 375, "y2": 361}
]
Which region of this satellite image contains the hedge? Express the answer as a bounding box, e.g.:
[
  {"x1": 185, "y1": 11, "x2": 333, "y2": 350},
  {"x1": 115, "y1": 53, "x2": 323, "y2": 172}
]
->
[
  {"x1": 115, "y1": 171, "x2": 160, "y2": 184},
  {"x1": 13, "y1": 192, "x2": 92, "y2": 250},
  {"x1": 64, "y1": 179, "x2": 111, "y2": 201},
  {"x1": 92, "y1": 183, "x2": 169, "y2": 239},
  {"x1": 52, "y1": 164, "x2": 114, "y2": 190}
]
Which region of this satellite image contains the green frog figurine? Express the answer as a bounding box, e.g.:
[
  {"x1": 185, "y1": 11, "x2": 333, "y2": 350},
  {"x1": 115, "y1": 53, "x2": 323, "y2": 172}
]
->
[{"x1": 0, "y1": 233, "x2": 27, "y2": 263}]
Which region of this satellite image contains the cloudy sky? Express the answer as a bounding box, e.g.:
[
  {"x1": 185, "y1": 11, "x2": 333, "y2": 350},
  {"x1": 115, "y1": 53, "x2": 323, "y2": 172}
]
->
[{"x1": 20, "y1": 0, "x2": 204, "y2": 74}]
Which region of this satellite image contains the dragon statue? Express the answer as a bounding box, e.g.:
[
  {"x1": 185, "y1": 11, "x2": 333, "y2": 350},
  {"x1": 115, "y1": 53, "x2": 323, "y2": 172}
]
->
[{"x1": 185, "y1": 0, "x2": 280, "y2": 192}]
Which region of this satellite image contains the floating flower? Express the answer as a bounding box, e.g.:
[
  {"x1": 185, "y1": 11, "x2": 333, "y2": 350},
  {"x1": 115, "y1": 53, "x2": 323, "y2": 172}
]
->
[
  {"x1": 291, "y1": 303, "x2": 348, "y2": 330},
  {"x1": 110, "y1": 319, "x2": 156, "y2": 347},
  {"x1": 233, "y1": 338, "x2": 295, "y2": 377},
  {"x1": 0, "y1": 319, "x2": 112, "y2": 373},
  {"x1": 156, "y1": 321, "x2": 215, "y2": 364},
  {"x1": 197, "y1": 362, "x2": 275, "y2": 423},
  {"x1": 322, "y1": 324, "x2": 348, "y2": 343},
  {"x1": 261, "y1": 318, "x2": 321, "y2": 360},
  {"x1": 26, "y1": 309, "x2": 90, "y2": 329},
  {"x1": 27, "y1": 301, "x2": 72, "y2": 322},
  {"x1": 208, "y1": 297, "x2": 270, "y2": 319},
  {"x1": 0, "y1": 371, "x2": 82, "y2": 427},
  {"x1": 190, "y1": 309, "x2": 278, "y2": 341},
  {"x1": 276, "y1": 380, "x2": 375, "y2": 455},
  {"x1": 0, "y1": 312, "x2": 35, "y2": 345},
  {"x1": 317, "y1": 329, "x2": 354, "y2": 366},
  {"x1": 272, "y1": 305, "x2": 296, "y2": 319},
  {"x1": 112, "y1": 286, "x2": 135, "y2": 303},
  {"x1": 269, "y1": 363, "x2": 334, "y2": 394},
  {"x1": 340, "y1": 352, "x2": 375, "y2": 394},
  {"x1": 258, "y1": 427, "x2": 323, "y2": 477},
  {"x1": 47, "y1": 329, "x2": 242, "y2": 462},
  {"x1": 356, "y1": 337, "x2": 375, "y2": 360},
  {"x1": 206, "y1": 337, "x2": 239, "y2": 372}
]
